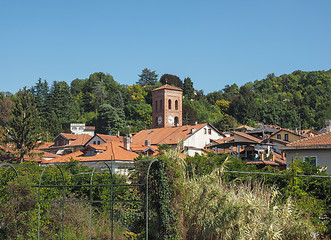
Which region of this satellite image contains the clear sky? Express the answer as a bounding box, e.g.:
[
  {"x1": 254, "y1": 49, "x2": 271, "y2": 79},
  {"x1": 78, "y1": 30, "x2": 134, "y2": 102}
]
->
[{"x1": 1, "y1": 0, "x2": 330, "y2": 94}]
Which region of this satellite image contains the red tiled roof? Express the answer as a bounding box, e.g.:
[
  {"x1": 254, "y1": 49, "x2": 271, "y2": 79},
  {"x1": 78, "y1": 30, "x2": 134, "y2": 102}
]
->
[
  {"x1": 287, "y1": 131, "x2": 331, "y2": 147},
  {"x1": 69, "y1": 134, "x2": 92, "y2": 146},
  {"x1": 234, "y1": 132, "x2": 263, "y2": 143},
  {"x1": 236, "y1": 125, "x2": 254, "y2": 130},
  {"x1": 152, "y1": 84, "x2": 183, "y2": 92},
  {"x1": 91, "y1": 134, "x2": 124, "y2": 144},
  {"x1": 43, "y1": 141, "x2": 138, "y2": 164},
  {"x1": 132, "y1": 124, "x2": 208, "y2": 145}
]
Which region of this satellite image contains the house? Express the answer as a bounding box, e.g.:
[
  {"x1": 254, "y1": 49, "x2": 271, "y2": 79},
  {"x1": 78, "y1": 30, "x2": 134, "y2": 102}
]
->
[
  {"x1": 235, "y1": 125, "x2": 254, "y2": 133},
  {"x1": 41, "y1": 140, "x2": 139, "y2": 175},
  {"x1": 269, "y1": 129, "x2": 303, "y2": 142},
  {"x1": 280, "y1": 131, "x2": 331, "y2": 174},
  {"x1": 208, "y1": 131, "x2": 286, "y2": 169},
  {"x1": 246, "y1": 125, "x2": 281, "y2": 140},
  {"x1": 131, "y1": 123, "x2": 222, "y2": 156},
  {"x1": 39, "y1": 133, "x2": 91, "y2": 155},
  {"x1": 70, "y1": 123, "x2": 95, "y2": 136}
]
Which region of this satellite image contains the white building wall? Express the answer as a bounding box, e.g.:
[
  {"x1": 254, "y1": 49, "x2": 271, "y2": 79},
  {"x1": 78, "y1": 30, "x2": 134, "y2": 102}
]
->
[
  {"x1": 87, "y1": 136, "x2": 106, "y2": 145},
  {"x1": 286, "y1": 149, "x2": 331, "y2": 175},
  {"x1": 184, "y1": 124, "x2": 222, "y2": 156}
]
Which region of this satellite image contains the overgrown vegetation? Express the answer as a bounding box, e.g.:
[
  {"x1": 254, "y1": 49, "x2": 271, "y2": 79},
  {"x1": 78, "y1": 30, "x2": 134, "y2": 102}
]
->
[
  {"x1": 0, "y1": 149, "x2": 330, "y2": 239},
  {"x1": 0, "y1": 162, "x2": 141, "y2": 239}
]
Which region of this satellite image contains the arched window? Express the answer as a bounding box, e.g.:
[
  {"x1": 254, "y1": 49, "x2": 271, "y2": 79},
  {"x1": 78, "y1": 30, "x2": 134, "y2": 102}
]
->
[
  {"x1": 174, "y1": 116, "x2": 179, "y2": 126},
  {"x1": 155, "y1": 100, "x2": 158, "y2": 111},
  {"x1": 168, "y1": 99, "x2": 172, "y2": 109},
  {"x1": 175, "y1": 100, "x2": 178, "y2": 110}
]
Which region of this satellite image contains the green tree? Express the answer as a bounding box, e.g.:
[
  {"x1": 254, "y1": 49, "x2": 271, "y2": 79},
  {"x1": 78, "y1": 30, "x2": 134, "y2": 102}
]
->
[
  {"x1": 3, "y1": 87, "x2": 42, "y2": 162},
  {"x1": 137, "y1": 68, "x2": 158, "y2": 86},
  {"x1": 183, "y1": 77, "x2": 195, "y2": 100},
  {"x1": 96, "y1": 103, "x2": 126, "y2": 134},
  {"x1": 159, "y1": 74, "x2": 183, "y2": 88},
  {"x1": 48, "y1": 81, "x2": 79, "y2": 124},
  {"x1": 31, "y1": 78, "x2": 49, "y2": 128},
  {"x1": 0, "y1": 96, "x2": 13, "y2": 127}
]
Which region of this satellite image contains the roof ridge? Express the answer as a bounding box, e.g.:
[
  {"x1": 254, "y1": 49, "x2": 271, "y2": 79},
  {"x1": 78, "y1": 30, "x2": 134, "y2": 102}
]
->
[
  {"x1": 156, "y1": 125, "x2": 184, "y2": 144},
  {"x1": 288, "y1": 131, "x2": 331, "y2": 146}
]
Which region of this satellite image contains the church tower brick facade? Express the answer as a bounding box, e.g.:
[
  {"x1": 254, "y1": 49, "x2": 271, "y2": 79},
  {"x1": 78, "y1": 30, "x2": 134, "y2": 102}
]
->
[{"x1": 152, "y1": 84, "x2": 183, "y2": 128}]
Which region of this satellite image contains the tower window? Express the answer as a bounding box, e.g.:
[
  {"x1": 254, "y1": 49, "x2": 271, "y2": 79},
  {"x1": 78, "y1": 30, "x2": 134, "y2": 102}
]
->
[
  {"x1": 175, "y1": 100, "x2": 178, "y2": 110},
  {"x1": 174, "y1": 116, "x2": 179, "y2": 126},
  {"x1": 155, "y1": 100, "x2": 158, "y2": 111},
  {"x1": 160, "y1": 100, "x2": 163, "y2": 110},
  {"x1": 168, "y1": 99, "x2": 172, "y2": 109}
]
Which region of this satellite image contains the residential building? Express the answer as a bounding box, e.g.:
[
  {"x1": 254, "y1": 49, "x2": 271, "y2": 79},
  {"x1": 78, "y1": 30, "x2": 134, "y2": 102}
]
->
[{"x1": 280, "y1": 131, "x2": 331, "y2": 174}]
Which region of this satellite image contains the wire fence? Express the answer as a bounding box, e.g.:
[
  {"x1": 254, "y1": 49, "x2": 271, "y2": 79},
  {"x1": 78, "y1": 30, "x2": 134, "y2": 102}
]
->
[
  {"x1": 0, "y1": 161, "x2": 330, "y2": 239},
  {"x1": 0, "y1": 162, "x2": 152, "y2": 240}
]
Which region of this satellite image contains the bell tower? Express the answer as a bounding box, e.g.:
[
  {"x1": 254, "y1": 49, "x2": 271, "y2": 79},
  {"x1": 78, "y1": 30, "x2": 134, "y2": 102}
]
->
[{"x1": 152, "y1": 84, "x2": 183, "y2": 128}]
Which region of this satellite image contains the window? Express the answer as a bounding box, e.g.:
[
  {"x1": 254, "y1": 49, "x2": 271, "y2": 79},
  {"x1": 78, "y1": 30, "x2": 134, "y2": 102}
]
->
[
  {"x1": 93, "y1": 141, "x2": 96, "y2": 144},
  {"x1": 160, "y1": 100, "x2": 163, "y2": 110},
  {"x1": 204, "y1": 128, "x2": 207, "y2": 134},
  {"x1": 208, "y1": 129, "x2": 211, "y2": 135},
  {"x1": 175, "y1": 100, "x2": 178, "y2": 110},
  {"x1": 277, "y1": 134, "x2": 281, "y2": 139},
  {"x1": 284, "y1": 134, "x2": 289, "y2": 141},
  {"x1": 97, "y1": 141, "x2": 100, "y2": 145},
  {"x1": 174, "y1": 116, "x2": 179, "y2": 126},
  {"x1": 303, "y1": 156, "x2": 317, "y2": 167},
  {"x1": 85, "y1": 150, "x2": 96, "y2": 156},
  {"x1": 168, "y1": 99, "x2": 172, "y2": 109},
  {"x1": 155, "y1": 100, "x2": 158, "y2": 111}
]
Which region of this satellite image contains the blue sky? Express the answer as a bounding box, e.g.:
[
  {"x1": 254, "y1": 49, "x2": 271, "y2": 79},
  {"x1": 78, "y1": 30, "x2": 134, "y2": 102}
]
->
[{"x1": 1, "y1": 0, "x2": 330, "y2": 94}]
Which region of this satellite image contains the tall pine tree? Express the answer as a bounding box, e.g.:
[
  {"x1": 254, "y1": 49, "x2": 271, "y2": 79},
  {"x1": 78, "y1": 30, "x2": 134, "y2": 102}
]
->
[{"x1": 4, "y1": 87, "x2": 42, "y2": 162}]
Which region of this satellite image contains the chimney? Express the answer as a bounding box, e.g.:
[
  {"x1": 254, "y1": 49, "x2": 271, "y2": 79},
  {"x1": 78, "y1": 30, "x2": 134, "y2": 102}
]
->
[
  {"x1": 326, "y1": 120, "x2": 331, "y2": 132},
  {"x1": 123, "y1": 136, "x2": 131, "y2": 151},
  {"x1": 145, "y1": 140, "x2": 151, "y2": 146}
]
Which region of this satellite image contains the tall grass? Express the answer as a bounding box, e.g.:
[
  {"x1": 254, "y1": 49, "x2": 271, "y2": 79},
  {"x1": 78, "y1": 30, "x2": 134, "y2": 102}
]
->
[{"x1": 162, "y1": 151, "x2": 316, "y2": 240}]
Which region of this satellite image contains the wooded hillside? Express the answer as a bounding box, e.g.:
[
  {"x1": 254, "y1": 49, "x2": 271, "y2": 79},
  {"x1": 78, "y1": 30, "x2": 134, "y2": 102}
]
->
[{"x1": 1, "y1": 69, "x2": 330, "y2": 140}]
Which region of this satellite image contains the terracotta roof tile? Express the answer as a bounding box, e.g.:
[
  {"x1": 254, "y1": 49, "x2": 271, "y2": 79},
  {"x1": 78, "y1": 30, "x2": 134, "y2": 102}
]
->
[
  {"x1": 287, "y1": 131, "x2": 331, "y2": 147},
  {"x1": 70, "y1": 134, "x2": 92, "y2": 146},
  {"x1": 234, "y1": 132, "x2": 263, "y2": 143},
  {"x1": 132, "y1": 124, "x2": 208, "y2": 145},
  {"x1": 43, "y1": 141, "x2": 138, "y2": 164},
  {"x1": 152, "y1": 84, "x2": 183, "y2": 92}
]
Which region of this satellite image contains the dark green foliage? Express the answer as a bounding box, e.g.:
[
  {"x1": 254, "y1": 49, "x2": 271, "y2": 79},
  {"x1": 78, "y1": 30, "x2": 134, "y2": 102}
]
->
[
  {"x1": 45, "y1": 111, "x2": 62, "y2": 139},
  {"x1": 0, "y1": 97, "x2": 13, "y2": 127},
  {"x1": 137, "y1": 68, "x2": 158, "y2": 86},
  {"x1": 124, "y1": 103, "x2": 152, "y2": 131},
  {"x1": 160, "y1": 74, "x2": 183, "y2": 89},
  {"x1": 96, "y1": 103, "x2": 126, "y2": 134},
  {"x1": 48, "y1": 81, "x2": 79, "y2": 123},
  {"x1": 4, "y1": 87, "x2": 42, "y2": 162},
  {"x1": 183, "y1": 77, "x2": 194, "y2": 100},
  {"x1": 0, "y1": 162, "x2": 140, "y2": 239}
]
